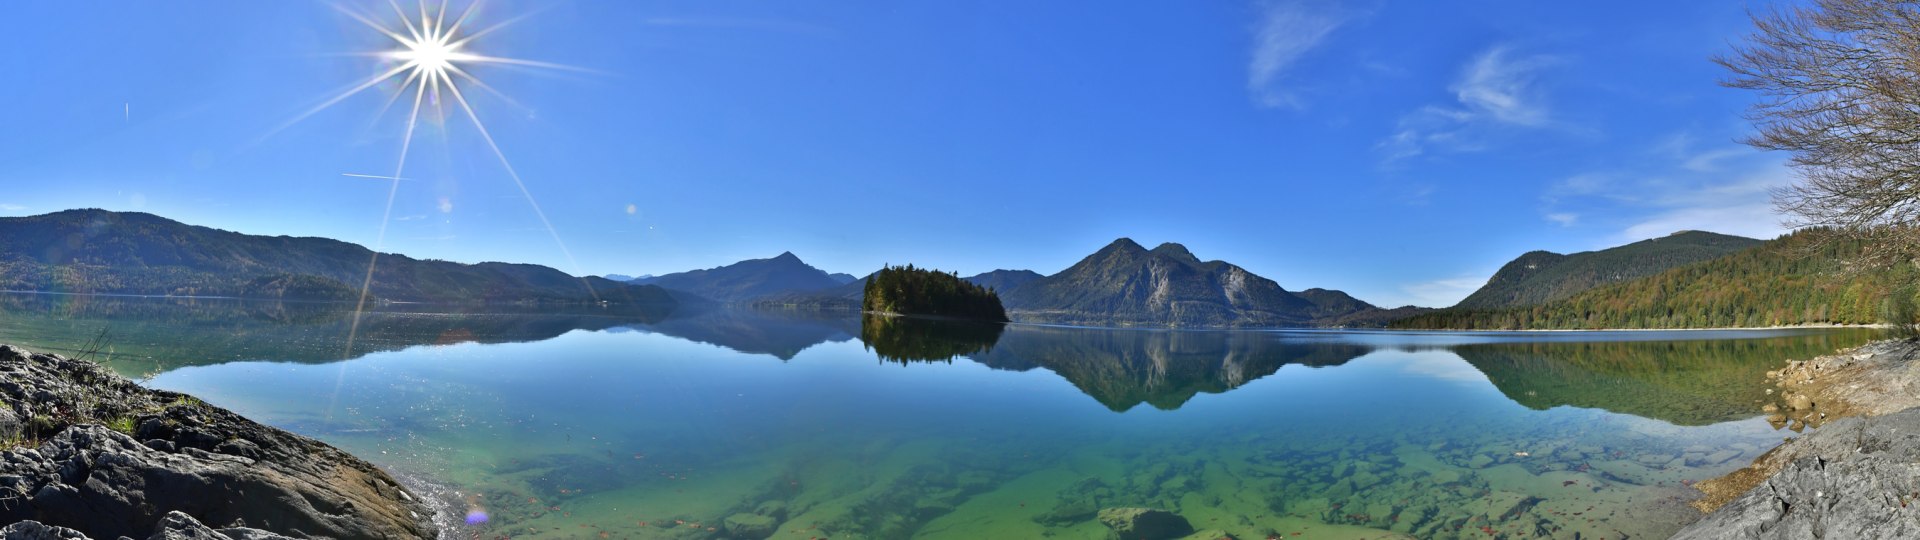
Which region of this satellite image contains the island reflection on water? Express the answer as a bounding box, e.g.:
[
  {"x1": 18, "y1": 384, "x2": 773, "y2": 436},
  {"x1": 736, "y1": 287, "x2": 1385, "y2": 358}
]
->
[{"x1": 0, "y1": 292, "x2": 1880, "y2": 539}]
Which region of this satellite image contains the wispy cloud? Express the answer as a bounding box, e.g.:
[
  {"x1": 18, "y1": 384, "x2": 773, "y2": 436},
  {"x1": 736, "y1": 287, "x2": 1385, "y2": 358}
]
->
[
  {"x1": 0, "y1": 204, "x2": 25, "y2": 213},
  {"x1": 1380, "y1": 45, "x2": 1557, "y2": 161},
  {"x1": 1246, "y1": 1, "x2": 1351, "y2": 109},
  {"x1": 1618, "y1": 165, "x2": 1790, "y2": 241},
  {"x1": 1545, "y1": 212, "x2": 1579, "y2": 227},
  {"x1": 1542, "y1": 134, "x2": 1794, "y2": 243},
  {"x1": 1680, "y1": 147, "x2": 1749, "y2": 173},
  {"x1": 1390, "y1": 274, "x2": 1488, "y2": 308},
  {"x1": 1452, "y1": 46, "x2": 1553, "y2": 126}
]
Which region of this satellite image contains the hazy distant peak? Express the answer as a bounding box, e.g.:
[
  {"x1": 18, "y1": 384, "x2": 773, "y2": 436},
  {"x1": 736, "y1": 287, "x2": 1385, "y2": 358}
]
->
[
  {"x1": 1150, "y1": 242, "x2": 1201, "y2": 264},
  {"x1": 771, "y1": 251, "x2": 803, "y2": 263}
]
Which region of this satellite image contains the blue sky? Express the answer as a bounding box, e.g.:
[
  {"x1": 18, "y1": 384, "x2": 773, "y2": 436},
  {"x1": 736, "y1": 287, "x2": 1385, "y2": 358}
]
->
[{"x1": 0, "y1": 1, "x2": 1794, "y2": 308}]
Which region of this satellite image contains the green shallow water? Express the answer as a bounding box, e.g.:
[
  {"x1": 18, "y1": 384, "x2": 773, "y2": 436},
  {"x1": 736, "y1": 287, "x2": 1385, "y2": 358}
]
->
[{"x1": 0, "y1": 293, "x2": 1880, "y2": 539}]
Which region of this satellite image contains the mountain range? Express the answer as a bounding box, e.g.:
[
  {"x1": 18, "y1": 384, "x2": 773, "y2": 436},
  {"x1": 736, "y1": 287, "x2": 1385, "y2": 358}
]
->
[
  {"x1": 630, "y1": 252, "x2": 846, "y2": 302},
  {"x1": 6, "y1": 208, "x2": 1853, "y2": 331},
  {"x1": 0, "y1": 209, "x2": 677, "y2": 305},
  {"x1": 997, "y1": 239, "x2": 1405, "y2": 327}
]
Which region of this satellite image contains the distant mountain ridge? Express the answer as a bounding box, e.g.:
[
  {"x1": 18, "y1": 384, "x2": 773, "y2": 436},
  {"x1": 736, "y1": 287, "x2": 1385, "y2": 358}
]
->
[
  {"x1": 966, "y1": 269, "x2": 1044, "y2": 293},
  {"x1": 0, "y1": 209, "x2": 677, "y2": 305},
  {"x1": 1453, "y1": 230, "x2": 1764, "y2": 310},
  {"x1": 640, "y1": 252, "x2": 845, "y2": 302},
  {"x1": 999, "y1": 239, "x2": 1395, "y2": 327}
]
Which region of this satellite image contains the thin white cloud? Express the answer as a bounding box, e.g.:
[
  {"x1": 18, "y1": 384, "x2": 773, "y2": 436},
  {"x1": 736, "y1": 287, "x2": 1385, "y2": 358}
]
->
[
  {"x1": 0, "y1": 204, "x2": 25, "y2": 212},
  {"x1": 1680, "y1": 147, "x2": 1750, "y2": 173},
  {"x1": 1380, "y1": 45, "x2": 1557, "y2": 161},
  {"x1": 1619, "y1": 164, "x2": 1792, "y2": 241},
  {"x1": 1452, "y1": 46, "x2": 1552, "y2": 126},
  {"x1": 1390, "y1": 274, "x2": 1489, "y2": 308},
  {"x1": 1246, "y1": 1, "x2": 1350, "y2": 109},
  {"x1": 1542, "y1": 134, "x2": 1795, "y2": 242},
  {"x1": 1545, "y1": 212, "x2": 1579, "y2": 227}
]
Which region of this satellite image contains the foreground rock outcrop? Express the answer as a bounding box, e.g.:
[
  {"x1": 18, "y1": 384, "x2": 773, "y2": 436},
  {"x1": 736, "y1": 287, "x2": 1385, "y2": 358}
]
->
[
  {"x1": 1673, "y1": 407, "x2": 1920, "y2": 538},
  {"x1": 0, "y1": 345, "x2": 437, "y2": 539},
  {"x1": 1679, "y1": 338, "x2": 1920, "y2": 538}
]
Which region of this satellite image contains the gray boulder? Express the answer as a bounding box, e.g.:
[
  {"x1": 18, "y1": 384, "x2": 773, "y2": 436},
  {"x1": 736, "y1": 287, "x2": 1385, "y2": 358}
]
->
[
  {"x1": 0, "y1": 345, "x2": 437, "y2": 539},
  {"x1": 0, "y1": 521, "x2": 90, "y2": 540},
  {"x1": 1674, "y1": 408, "x2": 1920, "y2": 539}
]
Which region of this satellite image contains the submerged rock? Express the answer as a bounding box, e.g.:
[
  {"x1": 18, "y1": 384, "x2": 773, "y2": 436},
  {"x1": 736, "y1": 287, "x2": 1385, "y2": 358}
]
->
[
  {"x1": 1097, "y1": 507, "x2": 1193, "y2": 540},
  {"x1": 0, "y1": 345, "x2": 437, "y2": 539},
  {"x1": 5, "y1": 511, "x2": 293, "y2": 540},
  {"x1": 724, "y1": 512, "x2": 777, "y2": 538}
]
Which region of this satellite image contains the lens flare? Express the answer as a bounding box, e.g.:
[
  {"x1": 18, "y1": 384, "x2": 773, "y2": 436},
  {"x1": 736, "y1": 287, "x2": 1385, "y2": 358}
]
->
[{"x1": 287, "y1": 1, "x2": 606, "y2": 418}]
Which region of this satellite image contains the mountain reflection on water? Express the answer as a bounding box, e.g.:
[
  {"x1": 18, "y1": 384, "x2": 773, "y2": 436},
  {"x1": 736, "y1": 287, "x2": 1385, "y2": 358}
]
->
[
  {"x1": 0, "y1": 292, "x2": 1877, "y2": 427},
  {"x1": 2, "y1": 293, "x2": 1888, "y2": 539},
  {"x1": 0, "y1": 292, "x2": 672, "y2": 373}
]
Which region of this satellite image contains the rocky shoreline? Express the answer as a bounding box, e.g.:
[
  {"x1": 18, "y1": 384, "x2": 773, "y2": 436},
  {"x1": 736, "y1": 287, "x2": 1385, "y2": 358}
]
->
[
  {"x1": 1676, "y1": 338, "x2": 1920, "y2": 538},
  {"x1": 0, "y1": 344, "x2": 438, "y2": 539}
]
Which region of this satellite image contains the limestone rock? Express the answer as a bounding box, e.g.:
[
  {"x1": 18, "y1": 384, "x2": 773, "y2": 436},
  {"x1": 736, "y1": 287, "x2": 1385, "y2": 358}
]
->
[
  {"x1": 0, "y1": 345, "x2": 437, "y2": 540},
  {"x1": 1676, "y1": 408, "x2": 1920, "y2": 539},
  {"x1": 0, "y1": 521, "x2": 90, "y2": 540},
  {"x1": 1786, "y1": 393, "x2": 1814, "y2": 411}
]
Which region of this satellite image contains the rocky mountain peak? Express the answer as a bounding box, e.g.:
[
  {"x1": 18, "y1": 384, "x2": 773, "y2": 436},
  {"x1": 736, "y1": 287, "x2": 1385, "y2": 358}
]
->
[{"x1": 1150, "y1": 242, "x2": 1201, "y2": 264}]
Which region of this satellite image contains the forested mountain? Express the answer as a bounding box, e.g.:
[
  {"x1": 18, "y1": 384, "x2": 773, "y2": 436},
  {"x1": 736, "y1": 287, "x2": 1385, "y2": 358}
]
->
[
  {"x1": 1453, "y1": 231, "x2": 1764, "y2": 310},
  {"x1": 639, "y1": 252, "x2": 845, "y2": 302},
  {"x1": 1393, "y1": 229, "x2": 1906, "y2": 329},
  {"x1": 0, "y1": 209, "x2": 676, "y2": 305},
  {"x1": 998, "y1": 239, "x2": 1391, "y2": 327},
  {"x1": 863, "y1": 264, "x2": 1008, "y2": 321}
]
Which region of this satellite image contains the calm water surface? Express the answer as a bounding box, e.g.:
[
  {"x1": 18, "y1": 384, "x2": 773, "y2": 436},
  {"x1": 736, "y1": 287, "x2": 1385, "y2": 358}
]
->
[{"x1": 0, "y1": 293, "x2": 1879, "y2": 539}]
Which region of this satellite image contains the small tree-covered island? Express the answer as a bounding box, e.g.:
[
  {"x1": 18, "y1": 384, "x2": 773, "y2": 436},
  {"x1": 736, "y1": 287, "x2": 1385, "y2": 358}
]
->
[{"x1": 861, "y1": 264, "x2": 1010, "y2": 322}]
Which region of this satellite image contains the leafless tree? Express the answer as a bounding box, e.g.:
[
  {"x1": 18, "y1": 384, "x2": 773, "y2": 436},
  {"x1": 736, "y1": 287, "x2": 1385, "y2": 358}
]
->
[{"x1": 1717, "y1": 0, "x2": 1920, "y2": 266}]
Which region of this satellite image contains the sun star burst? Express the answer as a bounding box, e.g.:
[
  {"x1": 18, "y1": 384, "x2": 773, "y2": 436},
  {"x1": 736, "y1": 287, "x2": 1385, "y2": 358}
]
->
[{"x1": 293, "y1": 1, "x2": 601, "y2": 368}]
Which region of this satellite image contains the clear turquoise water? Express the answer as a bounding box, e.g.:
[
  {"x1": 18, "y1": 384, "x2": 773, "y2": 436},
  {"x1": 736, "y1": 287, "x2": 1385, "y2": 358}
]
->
[{"x1": 0, "y1": 293, "x2": 1878, "y2": 539}]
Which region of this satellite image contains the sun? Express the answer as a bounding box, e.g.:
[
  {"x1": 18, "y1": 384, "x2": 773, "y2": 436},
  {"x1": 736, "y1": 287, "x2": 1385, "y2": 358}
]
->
[
  {"x1": 390, "y1": 32, "x2": 464, "y2": 75},
  {"x1": 290, "y1": 1, "x2": 602, "y2": 361}
]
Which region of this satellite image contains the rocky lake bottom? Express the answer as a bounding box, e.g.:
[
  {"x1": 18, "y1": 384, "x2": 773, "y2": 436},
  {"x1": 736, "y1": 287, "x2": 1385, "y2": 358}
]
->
[{"x1": 0, "y1": 293, "x2": 1881, "y2": 539}]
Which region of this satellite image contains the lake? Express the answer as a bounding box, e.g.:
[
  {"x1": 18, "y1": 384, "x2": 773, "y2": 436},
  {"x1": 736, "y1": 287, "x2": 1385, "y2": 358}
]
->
[{"x1": 0, "y1": 292, "x2": 1878, "y2": 539}]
